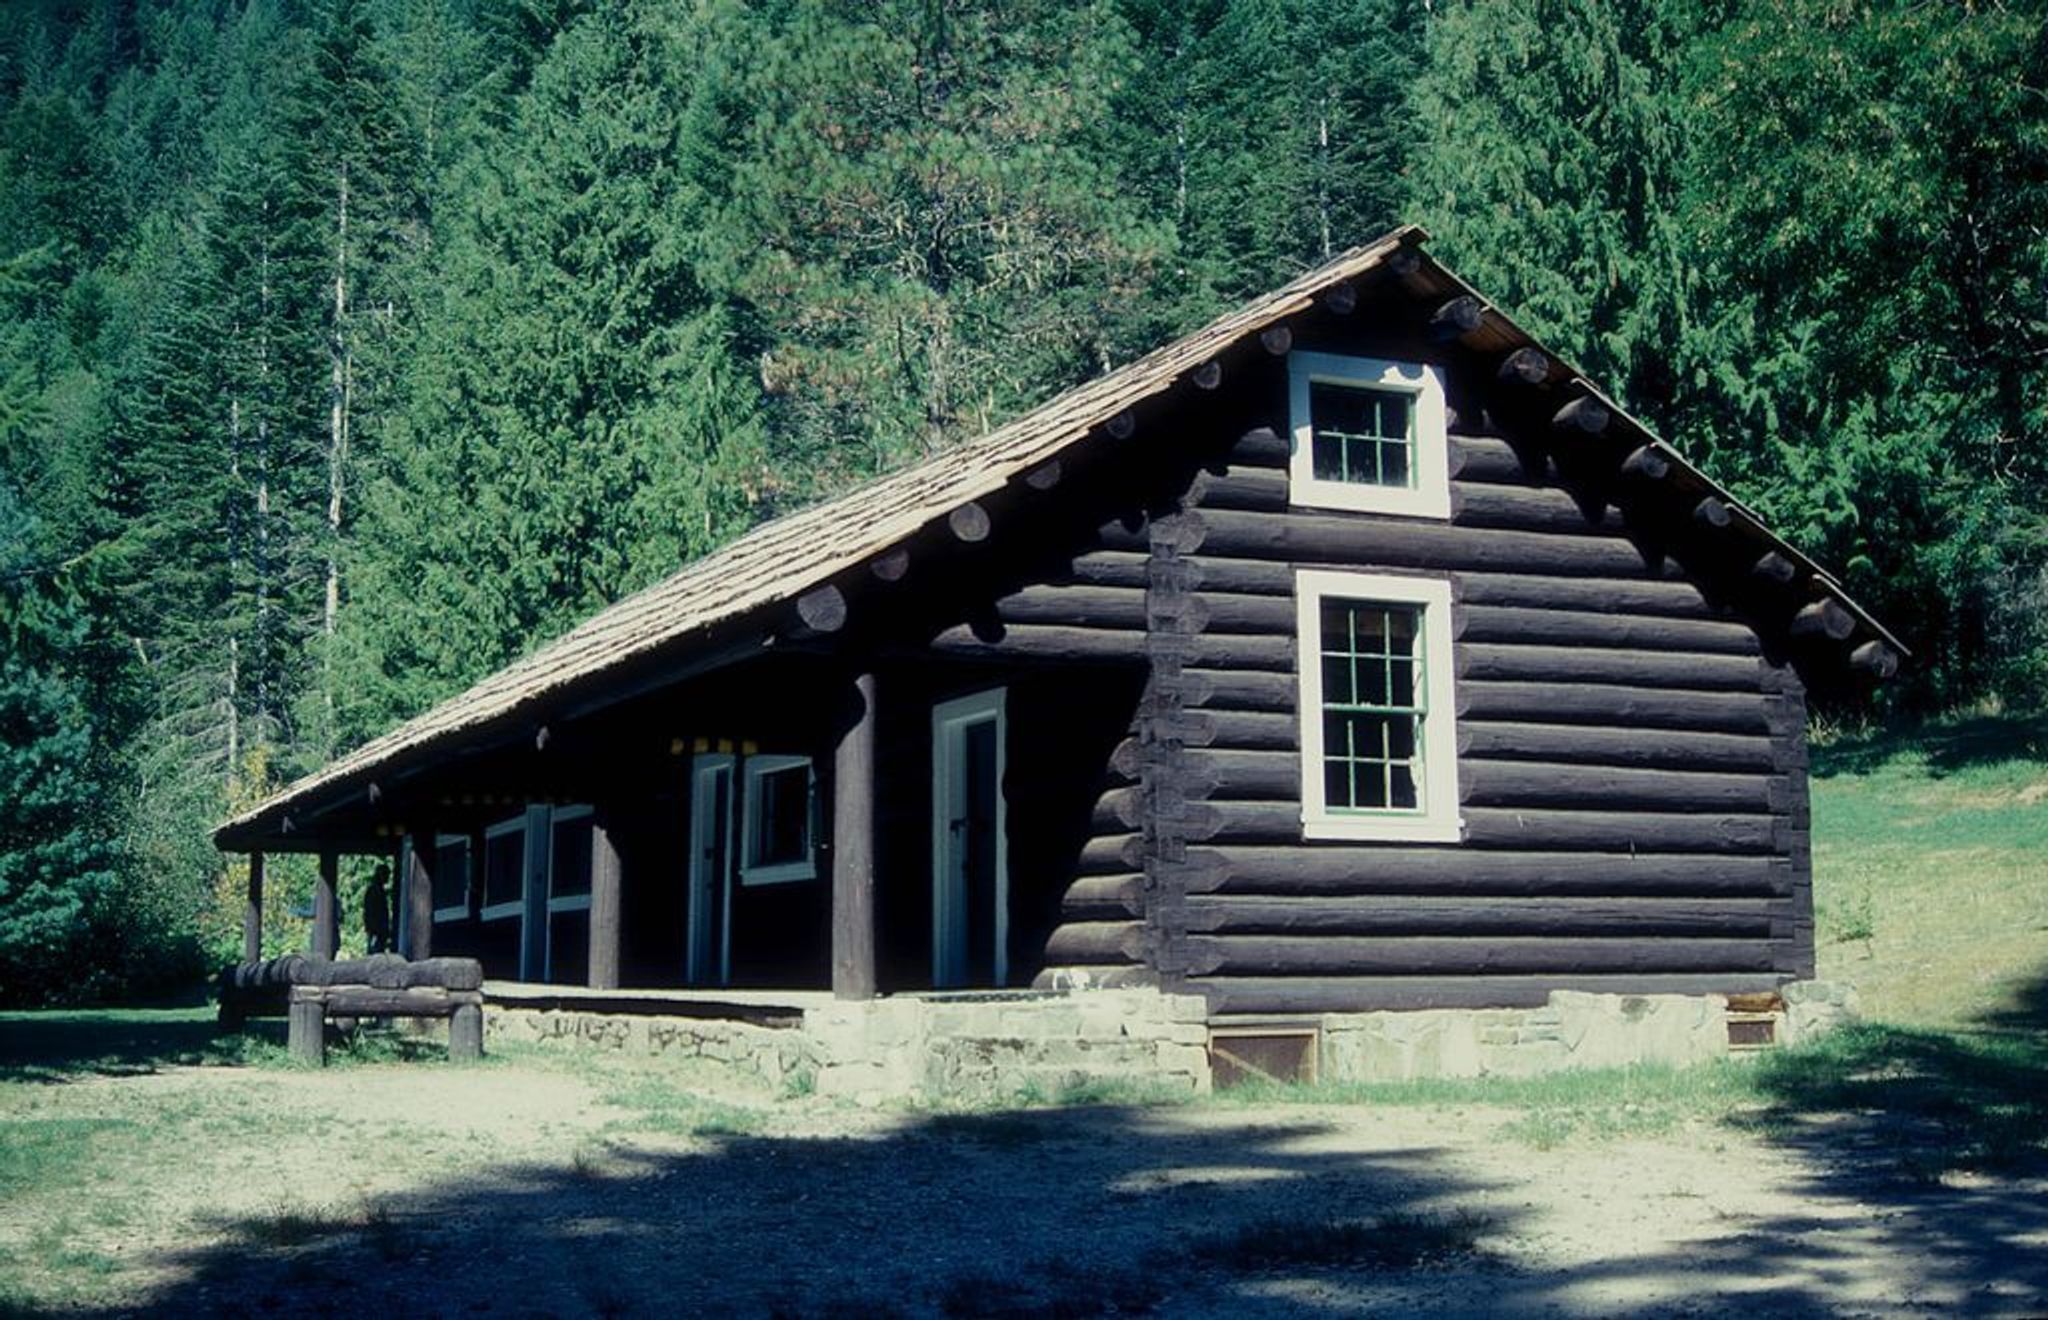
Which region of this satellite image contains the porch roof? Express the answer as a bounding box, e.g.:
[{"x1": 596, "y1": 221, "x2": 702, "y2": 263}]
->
[{"x1": 216, "y1": 225, "x2": 1901, "y2": 850}]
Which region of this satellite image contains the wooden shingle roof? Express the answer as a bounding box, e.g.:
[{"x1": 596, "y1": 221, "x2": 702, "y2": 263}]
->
[{"x1": 218, "y1": 226, "x2": 1898, "y2": 846}]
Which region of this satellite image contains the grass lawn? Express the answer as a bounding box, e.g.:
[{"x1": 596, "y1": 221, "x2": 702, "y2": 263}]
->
[{"x1": 1, "y1": 711, "x2": 2044, "y2": 1313}]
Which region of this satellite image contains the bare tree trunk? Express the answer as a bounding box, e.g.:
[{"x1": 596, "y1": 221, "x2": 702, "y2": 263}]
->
[
  {"x1": 1316, "y1": 98, "x2": 1332, "y2": 260},
  {"x1": 324, "y1": 161, "x2": 350, "y2": 749}
]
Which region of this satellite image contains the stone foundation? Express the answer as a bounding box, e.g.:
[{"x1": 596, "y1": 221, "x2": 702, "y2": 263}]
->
[
  {"x1": 488, "y1": 981, "x2": 1856, "y2": 1098},
  {"x1": 486, "y1": 986, "x2": 1212, "y2": 1102}
]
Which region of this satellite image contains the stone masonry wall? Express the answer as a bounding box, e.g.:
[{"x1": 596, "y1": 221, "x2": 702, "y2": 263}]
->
[{"x1": 485, "y1": 986, "x2": 1213, "y2": 1102}]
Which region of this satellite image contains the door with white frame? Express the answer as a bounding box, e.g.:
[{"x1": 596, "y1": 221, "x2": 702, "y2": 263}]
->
[
  {"x1": 687, "y1": 753, "x2": 736, "y2": 986},
  {"x1": 931, "y1": 688, "x2": 1008, "y2": 988}
]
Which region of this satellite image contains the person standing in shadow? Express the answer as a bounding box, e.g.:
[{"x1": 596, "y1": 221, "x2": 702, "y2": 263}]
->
[{"x1": 364, "y1": 865, "x2": 393, "y2": 955}]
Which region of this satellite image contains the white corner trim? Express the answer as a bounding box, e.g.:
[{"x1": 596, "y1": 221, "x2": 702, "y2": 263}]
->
[
  {"x1": 740, "y1": 754, "x2": 817, "y2": 886},
  {"x1": 1295, "y1": 569, "x2": 1463, "y2": 843},
  {"x1": 1288, "y1": 351, "x2": 1451, "y2": 519}
]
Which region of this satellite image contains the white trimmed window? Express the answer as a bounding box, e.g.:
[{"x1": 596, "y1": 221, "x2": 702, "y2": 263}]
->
[
  {"x1": 1295, "y1": 570, "x2": 1461, "y2": 842},
  {"x1": 1288, "y1": 351, "x2": 1450, "y2": 518},
  {"x1": 741, "y1": 755, "x2": 816, "y2": 885}
]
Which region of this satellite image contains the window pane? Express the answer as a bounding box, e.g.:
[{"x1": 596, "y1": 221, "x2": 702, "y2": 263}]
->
[
  {"x1": 484, "y1": 829, "x2": 524, "y2": 908},
  {"x1": 432, "y1": 841, "x2": 468, "y2": 912},
  {"x1": 1309, "y1": 382, "x2": 1416, "y2": 489},
  {"x1": 751, "y1": 763, "x2": 811, "y2": 868},
  {"x1": 1316, "y1": 598, "x2": 1430, "y2": 815},
  {"x1": 551, "y1": 815, "x2": 593, "y2": 899}
]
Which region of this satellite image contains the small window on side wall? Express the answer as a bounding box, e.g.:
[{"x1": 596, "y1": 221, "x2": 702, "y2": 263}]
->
[
  {"x1": 1295, "y1": 569, "x2": 1462, "y2": 843},
  {"x1": 1288, "y1": 351, "x2": 1450, "y2": 519},
  {"x1": 431, "y1": 836, "x2": 470, "y2": 922},
  {"x1": 742, "y1": 755, "x2": 816, "y2": 885}
]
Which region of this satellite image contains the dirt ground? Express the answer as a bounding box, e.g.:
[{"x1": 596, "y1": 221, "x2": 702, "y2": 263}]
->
[{"x1": 10, "y1": 1045, "x2": 2047, "y2": 1319}]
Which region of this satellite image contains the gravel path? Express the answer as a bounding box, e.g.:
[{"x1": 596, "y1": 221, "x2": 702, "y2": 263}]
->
[{"x1": 20, "y1": 1057, "x2": 2048, "y2": 1317}]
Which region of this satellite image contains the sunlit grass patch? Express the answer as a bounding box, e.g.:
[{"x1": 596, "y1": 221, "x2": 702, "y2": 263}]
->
[{"x1": 598, "y1": 1073, "x2": 765, "y2": 1137}]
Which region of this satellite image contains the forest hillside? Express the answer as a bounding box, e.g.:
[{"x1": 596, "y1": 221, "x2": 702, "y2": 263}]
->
[{"x1": 1, "y1": 0, "x2": 2043, "y2": 1001}]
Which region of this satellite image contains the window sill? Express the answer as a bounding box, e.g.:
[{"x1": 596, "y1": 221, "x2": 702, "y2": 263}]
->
[
  {"x1": 1301, "y1": 812, "x2": 1464, "y2": 844},
  {"x1": 1290, "y1": 481, "x2": 1451, "y2": 520},
  {"x1": 432, "y1": 906, "x2": 468, "y2": 923},
  {"x1": 740, "y1": 861, "x2": 816, "y2": 886}
]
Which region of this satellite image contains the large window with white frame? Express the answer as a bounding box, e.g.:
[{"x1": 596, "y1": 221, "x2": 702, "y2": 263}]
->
[
  {"x1": 741, "y1": 755, "x2": 816, "y2": 885},
  {"x1": 1288, "y1": 351, "x2": 1450, "y2": 519},
  {"x1": 1295, "y1": 569, "x2": 1462, "y2": 842}
]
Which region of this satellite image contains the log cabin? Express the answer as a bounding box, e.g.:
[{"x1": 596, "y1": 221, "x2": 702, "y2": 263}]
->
[{"x1": 214, "y1": 227, "x2": 1899, "y2": 1078}]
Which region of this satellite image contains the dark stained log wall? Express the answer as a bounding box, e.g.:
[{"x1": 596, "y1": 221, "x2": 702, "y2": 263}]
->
[{"x1": 1105, "y1": 339, "x2": 1817, "y2": 1015}]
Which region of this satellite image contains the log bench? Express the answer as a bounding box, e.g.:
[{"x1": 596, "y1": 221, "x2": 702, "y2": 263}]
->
[{"x1": 217, "y1": 954, "x2": 485, "y2": 1066}]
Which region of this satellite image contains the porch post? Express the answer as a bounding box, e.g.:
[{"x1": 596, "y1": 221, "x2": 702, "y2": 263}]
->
[
  {"x1": 588, "y1": 818, "x2": 623, "y2": 990},
  {"x1": 313, "y1": 850, "x2": 340, "y2": 960},
  {"x1": 242, "y1": 851, "x2": 265, "y2": 964},
  {"x1": 832, "y1": 671, "x2": 878, "y2": 1000},
  {"x1": 406, "y1": 830, "x2": 436, "y2": 960}
]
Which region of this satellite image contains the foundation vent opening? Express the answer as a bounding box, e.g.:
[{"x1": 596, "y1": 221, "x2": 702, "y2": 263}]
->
[
  {"x1": 1209, "y1": 1026, "x2": 1319, "y2": 1089},
  {"x1": 1725, "y1": 992, "x2": 1785, "y2": 1052}
]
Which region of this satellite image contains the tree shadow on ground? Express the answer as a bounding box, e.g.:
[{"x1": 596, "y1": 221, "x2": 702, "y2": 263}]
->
[
  {"x1": 0, "y1": 1010, "x2": 279, "y2": 1085},
  {"x1": 1811, "y1": 710, "x2": 2048, "y2": 779}
]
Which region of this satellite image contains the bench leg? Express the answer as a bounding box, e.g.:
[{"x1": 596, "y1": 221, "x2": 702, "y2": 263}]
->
[
  {"x1": 288, "y1": 999, "x2": 326, "y2": 1067},
  {"x1": 449, "y1": 1003, "x2": 484, "y2": 1062}
]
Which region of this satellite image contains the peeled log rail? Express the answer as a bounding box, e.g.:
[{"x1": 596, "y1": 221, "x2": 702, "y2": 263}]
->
[
  {"x1": 1196, "y1": 973, "x2": 1792, "y2": 1015},
  {"x1": 1456, "y1": 643, "x2": 1767, "y2": 691},
  {"x1": 1181, "y1": 894, "x2": 1790, "y2": 939},
  {"x1": 226, "y1": 954, "x2": 484, "y2": 991},
  {"x1": 1182, "y1": 935, "x2": 1788, "y2": 978},
  {"x1": 1180, "y1": 846, "x2": 1794, "y2": 898},
  {"x1": 1790, "y1": 598, "x2": 1856, "y2": 641},
  {"x1": 1194, "y1": 800, "x2": 1786, "y2": 853}
]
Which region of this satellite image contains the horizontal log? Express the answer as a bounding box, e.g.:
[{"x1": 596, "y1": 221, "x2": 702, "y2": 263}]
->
[
  {"x1": 1461, "y1": 761, "x2": 1784, "y2": 813},
  {"x1": 1077, "y1": 833, "x2": 1144, "y2": 875},
  {"x1": 927, "y1": 622, "x2": 1148, "y2": 663},
  {"x1": 1180, "y1": 847, "x2": 1794, "y2": 898},
  {"x1": 1457, "y1": 606, "x2": 1760, "y2": 655},
  {"x1": 1042, "y1": 921, "x2": 1146, "y2": 964},
  {"x1": 1448, "y1": 435, "x2": 1550, "y2": 485},
  {"x1": 1197, "y1": 800, "x2": 1786, "y2": 852},
  {"x1": 1498, "y1": 347, "x2": 1552, "y2": 386},
  {"x1": 1091, "y1": 787, "x2": 1144, "y2": 831},
  {"x1": 230, "y1": 955, "x2": 483, "y2": 991},
  {"x1": 795, "y1": 584, "x2": 848, "y2": 633},
  {"x1": 1457, "y1": 682, "x2": 1778, "y2": 735},
  {"x1": 1552, "y1": 395, "x2": 1610, "y2": 436},
  {"x1": 1060, "y1": 873, "x2": 1145, "y2": 919},
  {"x1": 1458, "y1": 721, "x2": 1783, "y2": 771},
  {"x1": 1188, "y1": 509, "x2": 1677, "y2": 579},
  {"x1": 1790, "y1": 598, "x2": 1854, "y2": 641},
  {"x1": 1181, "y1": 895, "x2": 1791, "y2": 939},
  {"x1": 1456, "y1": 643, "x2": 1766, "y2": 690},
  {"x1": 1174, "y1": 557, "x2": 1720, "y2": 620},
  {"x1": 292, "y1": 986, "x2": 482, "y2": 1016},
  {"x1": 1197, "y1": 973, "x2": 1791, "y2": 1015},
  {"x1": 1183, "y1": 934, "x2": 1788, "y2": 978},
  {"x1": 1186, "y1": 709, "x2": 1293, "y2": 749},
  {"x1": 993, "y1": 585, "x2": 1148, "y2": 629},
  {"x1": 1452, "y1": 484, "x2": 1626, "y2": 534}
]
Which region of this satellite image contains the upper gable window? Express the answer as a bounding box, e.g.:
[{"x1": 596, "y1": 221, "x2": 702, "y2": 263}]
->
[{"x1": 1288, "y1": 351, "x2": 1450, "y2": 519}]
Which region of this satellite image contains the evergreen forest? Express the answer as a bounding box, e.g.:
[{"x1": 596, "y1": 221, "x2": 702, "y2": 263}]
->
[{"x1": 2, "y1": 0, "x2": 2043, "y2": 1002}]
